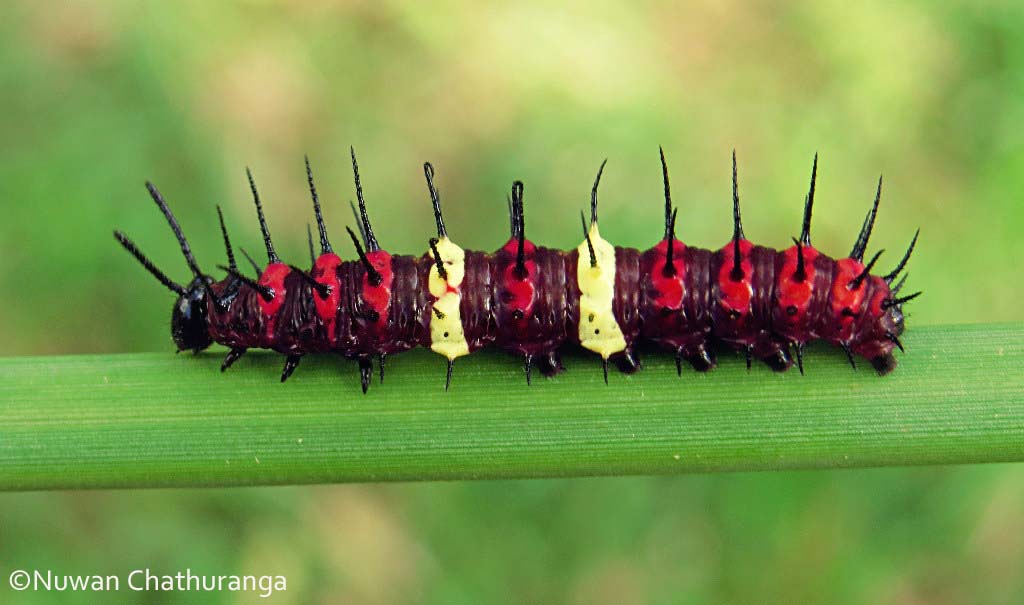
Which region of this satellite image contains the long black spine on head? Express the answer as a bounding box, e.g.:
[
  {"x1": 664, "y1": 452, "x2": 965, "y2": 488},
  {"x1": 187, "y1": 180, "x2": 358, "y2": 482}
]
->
[
  {"x1": 145, "y1": 181, "x2": 204, "y2": 279},
  {"x1": 659, "y1": 146, "x2": 672, "y2": 239},
  {"x1": 349, "y1": 146, "x2": 380, "y2": 252},
  {"x1": 885, "y1": 228, "x2": 920, "y2": 283},
  {"x1": 590, "y1": 159, "x2": 607, "y2": 227},
  {"x1": 245, "y1": 168, "x2": 279, "y2": 264},
  {"x1": 113, "y1": 230, "x2": 186, "y2": 295},
  {"x1": 800, "y1": 152, "x2": 818, "y2": 246},
  {"x1": 305, "y1": 155, "x2": 332, "y2": 254},
  {"x1": 851, "y1": 175, "x2": 883, "y2": 261},
  {"x1": 512, "y1": 180, "x2": 527, "y2": 279},
  {"x1": 216, "y1": 205, "x2": 237, "y2": 271},
  {"x1": 730, "y1": 150, "x2": 745, "y2": 281},
  {"x1": 424, "y1": 162, "x2": 447, "y2": 239}
]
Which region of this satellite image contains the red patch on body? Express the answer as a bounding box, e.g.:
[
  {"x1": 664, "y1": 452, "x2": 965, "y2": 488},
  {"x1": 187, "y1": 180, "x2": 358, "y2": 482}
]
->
[
  {"x1": 499, "y1": 237, "x2": 537, "y2": 321},
  {"x1": 311, "y1": 252, "x2": 343, "y2": 340},
  {"x1": 717, "y1": 239, "x2": 754, "y2": 315},
  {"x1": 650, "y1": 238, "x2": 686, "y2": 309},
  {"x1": 257, "y1": 262, "x2": 290, "y2": 343},
  {"x1": 776, "y1": 244, "x2": 820, "y2": 326},
  {"x1": 258, "y1": 263, "x2": 290, "y2": 317},
  {"x1": 830, "y1": 258, "x2": 869, "y2": 339},
  {"x1": 361, "y1": 250, "x2": 393, "y2": 327}
]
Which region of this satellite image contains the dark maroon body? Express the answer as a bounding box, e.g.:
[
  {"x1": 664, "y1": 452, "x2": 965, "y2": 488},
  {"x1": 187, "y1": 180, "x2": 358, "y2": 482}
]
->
[{"x1": 201, "y1": 238, "x2": 903, "y2": 378}]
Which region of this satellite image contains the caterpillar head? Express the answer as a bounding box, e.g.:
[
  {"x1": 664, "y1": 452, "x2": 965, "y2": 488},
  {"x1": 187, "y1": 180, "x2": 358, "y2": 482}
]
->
[
  {"x1": 171, "y1": 276, "x2": 214, "y2": 353},
  {"x1": 853, "y1": 276, "x2": 917, "y2": 375}
]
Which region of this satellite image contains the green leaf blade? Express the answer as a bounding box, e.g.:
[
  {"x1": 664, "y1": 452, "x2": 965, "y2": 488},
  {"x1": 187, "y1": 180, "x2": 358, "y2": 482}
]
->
[{"x1": 1, "y1": 323, "x2": 1023, "y2": 490}]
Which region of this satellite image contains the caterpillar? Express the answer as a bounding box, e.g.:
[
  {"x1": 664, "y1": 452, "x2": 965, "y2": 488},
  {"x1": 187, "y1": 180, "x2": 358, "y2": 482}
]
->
[{"x1": 114, "y1": 148, "x2": 920, "y2": 393}]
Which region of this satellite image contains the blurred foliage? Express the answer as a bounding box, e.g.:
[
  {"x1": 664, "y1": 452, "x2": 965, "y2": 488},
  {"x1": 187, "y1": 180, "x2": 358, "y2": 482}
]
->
[{"x1": 1, "y1": 0, "x2": 1023, "y2": 603}]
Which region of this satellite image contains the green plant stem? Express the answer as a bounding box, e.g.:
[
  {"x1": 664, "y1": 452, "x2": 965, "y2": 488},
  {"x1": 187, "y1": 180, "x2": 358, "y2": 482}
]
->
[{"x1": 1, "y1": 323, "x2": 1022, "y2": 491}]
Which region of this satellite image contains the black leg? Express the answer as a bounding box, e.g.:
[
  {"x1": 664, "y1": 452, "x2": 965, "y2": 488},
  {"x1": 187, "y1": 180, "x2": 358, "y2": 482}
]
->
[
  {"x1": 763, "y1": 346, "x2": 793, "y2": 372},
  {"x1": 280, "y1": 355, "x2": 301, "y2": 382},
  {"x1": 615, "y1": 348, "x2": 641, "y2": 374},
  {"x1": 537, "y1": 350, "x2": 563, "y2": 377},
  {"x1": 688, "y1": 344, "x2": 716, "y2": 372},
  {"x1": 358, "y1": 357, "x2": 373, "y2": 394},
  {"x1": 871, "y1": 354, "x2": 896, "y2": 375},
  {"x1": 841, "y1": 343, "x2": 857, "y2": 370},
  {"x1": 221, "y1": 347, "x2": 246, "y2": 372},
  {"x1": 445, "y1": 359, "x2": 454, "y2": 391}
]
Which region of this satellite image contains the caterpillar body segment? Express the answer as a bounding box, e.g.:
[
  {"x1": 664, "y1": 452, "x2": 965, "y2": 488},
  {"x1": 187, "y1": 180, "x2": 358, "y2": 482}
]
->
[{"x1": 115, "y1": 150, "x2": 920, "y2": 393}]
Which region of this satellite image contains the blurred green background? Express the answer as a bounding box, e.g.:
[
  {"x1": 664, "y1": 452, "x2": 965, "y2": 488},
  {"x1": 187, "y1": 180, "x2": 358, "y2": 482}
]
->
[{"x1": 1, "y1": 1, "x2": 1023, "y2": 603}]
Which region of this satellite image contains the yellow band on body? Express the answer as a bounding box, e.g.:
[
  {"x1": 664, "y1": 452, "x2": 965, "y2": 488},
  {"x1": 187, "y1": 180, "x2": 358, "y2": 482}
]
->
[
  {"x1": 576, "y1": 223, "x2": 627, "y2": 359},
  {"x1": 428, "y1": 237, "x2": 470, "y2": 360}
]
